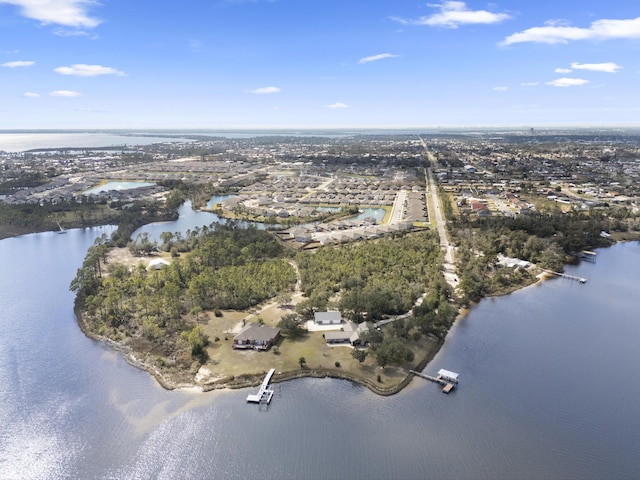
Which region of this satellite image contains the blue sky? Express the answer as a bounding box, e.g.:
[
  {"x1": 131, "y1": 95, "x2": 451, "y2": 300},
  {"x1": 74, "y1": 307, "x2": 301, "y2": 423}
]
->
[{"x1": 1, "y1": 0, "x2": 639, "y2": 129}]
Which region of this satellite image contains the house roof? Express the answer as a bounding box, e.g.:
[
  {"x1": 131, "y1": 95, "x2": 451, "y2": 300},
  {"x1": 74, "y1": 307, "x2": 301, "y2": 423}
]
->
[
  {"x1": 324, "y1": 331, "x2": 352, "y2": 342},
  {"x1": 438, "y1": 369, "x2": 459, "y2": 381},
  {"x1": 314, "y1": 311, "x2": 342, "y2": 323},
  {"x1": 234, "y1": 323, "x2": 280, "y2": 342},
  {"x1": 147, "y1": 258, "x2": 171, "y2": 270}
]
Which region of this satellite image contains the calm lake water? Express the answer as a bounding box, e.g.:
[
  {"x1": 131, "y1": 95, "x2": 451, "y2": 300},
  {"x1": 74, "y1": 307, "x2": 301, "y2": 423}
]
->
[
  {"x1": 1, "y1": 215, "x2": 639, "y2": 479},
  {"x1": 134, "y1": 198, "x2": 261, "y2": 244},
  {"x1": 0, "y1": 133, "x2": 192, "y2": 153}
]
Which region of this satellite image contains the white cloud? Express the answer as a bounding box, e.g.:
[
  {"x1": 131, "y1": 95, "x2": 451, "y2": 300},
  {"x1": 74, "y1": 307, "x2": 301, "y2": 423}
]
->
[
  {"x1": 520, "y1": 82, "x2": 539, "y2": 86},
  {"x1": 54, "y1": 64, "x2": 126, "y2": 76},
  {"x1": 23, "y1": 92, "x2": 40, "y2": 98},
  {"x1": 326, "y1": 102, "x2": 349, "y2": 109},
  {"x1": 570, "y1": 62, "x2": 621, "y2": 73},
  {"x1": 493, "y1": 86, "x2": 508, "y2": 91},
  {"x1": 53, "y1": 28, "x2": 97, "y2": 38},
  {"x1": 0, "y1": 0, "x2": 101, "y2": 28},
  {"x1": 502, "y1": 16, "x2": 640, "y2": 45},
  {"x1": 249, "y1": 86, "x2": 281, "y2": 94},
  {"x1": 555, "y1": 68, "x2": 572, "y2": 73},
  {"x1": 546, "y1": 78, "x2": 589, "y2": 87},
  {"x1": 392, "y1": 1, "x2": 511, "y2": 29},
  {"x1": 358, "y1": 53, "x2": 399, "y2": 64},
  {"x1": 1, "y1": 60, "x2": 35, "y2": 67},
  {"x1": 49, "y1": 90, "x2": 82, "y2": 97}
]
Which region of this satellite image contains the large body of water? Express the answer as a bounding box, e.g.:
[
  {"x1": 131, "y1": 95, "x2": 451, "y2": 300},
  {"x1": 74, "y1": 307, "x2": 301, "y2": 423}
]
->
[
  {"x1": 0, "y1": 133, "x2": 194, "y2": 153},
  {"x1": 0, "y1": 129, "x2": 450, "y2": 153},
  {"x1": 1, "y1": 214, "x2": 639, "y2": 478}
]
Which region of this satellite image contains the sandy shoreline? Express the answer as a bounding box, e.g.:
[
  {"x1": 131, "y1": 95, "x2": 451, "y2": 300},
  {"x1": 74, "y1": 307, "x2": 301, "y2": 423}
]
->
[
  {"x1": 53, "y1": 221, "x2": 637, "y2": 397},
  {"x1": 74, "y1": 300, "x2": 447, "y2": 396},
  {"x1": 70, "y1": 260, "x2": 562, "y2": 397}
]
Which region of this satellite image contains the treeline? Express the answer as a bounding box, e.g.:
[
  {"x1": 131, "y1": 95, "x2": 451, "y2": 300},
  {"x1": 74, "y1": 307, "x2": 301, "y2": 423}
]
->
[
  {"x1": 291, "y1": 231, "x2": 459, "y2": 369},
  {"x1": 0, "y1": 196, "x2": 178, "y2": 240},
  {"x1": 453, "y1": 233, "x2": 542, "y2": 303},
  {"x1": 0, "y1": 172, "x2": 46, "y2": 194},
  {"x1": 158, "y1": 180, "x2": 236, "y2": 209},
  {"x1": 73, "y1": 223, "x2": 460, "y2": 371},
  {"x1": 72, "y1": 225, "x2": 296, "y2": 365},
  {"x1": 455, "y1": 209, "x2": 615, "y2": 256},
  {"x1": 449, "y1": 209, "x2": 621, "y2": 303},
  {"x1": 296, "y1": 232, "x2": 451, "y2": 321},
  {"x1": 0, "y1": 198, "x2": 120, "y2": 231}
]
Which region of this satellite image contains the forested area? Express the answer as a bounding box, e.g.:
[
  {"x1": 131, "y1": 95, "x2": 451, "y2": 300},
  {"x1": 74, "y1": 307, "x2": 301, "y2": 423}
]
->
[
  {"x1": 292, "y1": 231, "x2": 458, "y2": 368},
  {"x1": 450, "y1": 208, "x2": 618, "y2": 303},
  {"x1": 72, "y1": 225, "x2": 296, "y2": 366},
  {"x1": 458, "y1": 209, "x2": 617, "y2": 254},
  {"x1": 296, "y1": 232, "x2": 451, "y2": 321},
  {"x1": 0, "y1": 171, "x2": 46, "y2": 194},
  {"x1": 0, "y1": 198, "x2": 119, "y2": 231},
  {"x1": 0, "y1": 196, "x2": 179, "y2": 242}
]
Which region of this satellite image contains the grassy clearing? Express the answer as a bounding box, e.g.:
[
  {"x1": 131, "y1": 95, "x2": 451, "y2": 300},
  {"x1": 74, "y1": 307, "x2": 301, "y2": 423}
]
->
[{"x1": 198, "y1": 304, "x2": 441, "y2": 390}]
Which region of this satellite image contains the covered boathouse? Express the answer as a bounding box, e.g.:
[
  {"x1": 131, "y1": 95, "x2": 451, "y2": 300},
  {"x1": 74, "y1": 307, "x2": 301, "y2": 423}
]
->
[{"x1": 437, "y1": 369, "x2": 460, "y2": 384}]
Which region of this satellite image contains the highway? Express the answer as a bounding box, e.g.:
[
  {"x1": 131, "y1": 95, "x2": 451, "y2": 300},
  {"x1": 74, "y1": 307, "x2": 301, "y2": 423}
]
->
[{"x1": 419, "y1": 137, "x2": 459, "y2": 289}]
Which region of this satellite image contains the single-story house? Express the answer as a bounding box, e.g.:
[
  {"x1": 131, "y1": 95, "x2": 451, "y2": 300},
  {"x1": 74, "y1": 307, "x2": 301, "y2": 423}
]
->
[
  {"x1": 232, "y1": 323, "x2": 281, "y2": 351},
  {"x1": 323, "y1": 321, "x2": 372, "y2": 346},
  {"x1": 289, "y1": 227, "x2": 314, "y2": 243},
  {"x1": 314, "y1": 311, "x2": 342, "y2": 325}
]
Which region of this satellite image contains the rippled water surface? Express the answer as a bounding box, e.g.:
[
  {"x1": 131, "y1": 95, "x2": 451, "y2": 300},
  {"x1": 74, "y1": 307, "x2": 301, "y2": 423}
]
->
[
  {"x1": 1, "y1": 223, "x2": 639, "y2": 479},
  {"x1": 0, "y1": 133, "x2": 190, "y2": 152}
]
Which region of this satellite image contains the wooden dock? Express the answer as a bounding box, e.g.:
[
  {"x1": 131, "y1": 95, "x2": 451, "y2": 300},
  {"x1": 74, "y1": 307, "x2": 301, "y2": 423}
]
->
[
  {"x1": 544, "y1": 270, "x2": 587, "y2": 284},
  {"x1": 579, "y1": 250, "x2": 597, "y2": 263},
  {"x1": 247, "y1": 368, "x2": 276, "y2": 404},
  {"x1": 410, "y1": 369, "x2": 457, "y2": 394}
]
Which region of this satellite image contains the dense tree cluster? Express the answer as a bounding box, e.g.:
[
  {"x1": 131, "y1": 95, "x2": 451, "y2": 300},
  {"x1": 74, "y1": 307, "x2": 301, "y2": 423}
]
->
[
  {"x1": 456, "y1": 210, "x2": 615, "y2": 256},
  {"x1": 296, "y1": 232, "x2": 446, "y2": 321},
  {"x1": 71, "y1": 225, "x2": 296, "y2": 364},
  {"x1": 276, "y1": 313, "x2": 305, "y2": 339},
  {"x1": 0, "y1": 198, "x2": 119, "y2": 231},
  {"x1": 449, "y1": 208, "x2": 622, "y2": 303}
]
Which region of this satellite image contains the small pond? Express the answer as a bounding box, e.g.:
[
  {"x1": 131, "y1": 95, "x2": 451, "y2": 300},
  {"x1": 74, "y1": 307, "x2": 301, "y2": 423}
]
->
[{"x1": 356, "y1": 208, "x2": 386, "y2": 222}]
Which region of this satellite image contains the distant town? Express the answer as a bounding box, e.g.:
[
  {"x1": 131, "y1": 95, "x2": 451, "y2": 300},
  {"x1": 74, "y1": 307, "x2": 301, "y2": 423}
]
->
[{"x1": 2, "y1": 130, "x2": 638, "y2": 223}]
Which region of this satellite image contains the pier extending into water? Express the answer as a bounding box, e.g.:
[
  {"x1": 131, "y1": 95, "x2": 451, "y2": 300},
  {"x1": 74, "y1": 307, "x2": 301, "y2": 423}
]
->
[
  {"x1": 544, "y1": 270, "x2": 587, "y2": 284},
  {"x1": 247, "y1": 368, "x2": 276, "y2": 405},
  {"x1": 579, "y1": 250, "x2": 597, "y2": 263},
  {"x1": 411, "y1": 369, "x2": 459, "y2": 394}
]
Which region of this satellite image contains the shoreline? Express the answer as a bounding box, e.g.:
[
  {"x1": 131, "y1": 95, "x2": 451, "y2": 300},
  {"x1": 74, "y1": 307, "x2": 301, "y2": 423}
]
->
[
  {"x1": 74, "y1": 301, "x2": 446, "y2": 396},
  {"x1": 7, "y1": 218, "x2": 444, "y2": 397},
  {"x1": 72, "y1": 242, "x2": 623, "y2": 397},
  {"x1": 51, "y1": 220, "x2": 639, "y2": 397}
]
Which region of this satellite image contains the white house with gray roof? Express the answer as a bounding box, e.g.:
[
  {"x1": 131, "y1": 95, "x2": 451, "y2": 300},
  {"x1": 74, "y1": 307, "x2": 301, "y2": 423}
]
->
[{"x1": 314, "y1": 311, "x2": 342, "y2": 325}]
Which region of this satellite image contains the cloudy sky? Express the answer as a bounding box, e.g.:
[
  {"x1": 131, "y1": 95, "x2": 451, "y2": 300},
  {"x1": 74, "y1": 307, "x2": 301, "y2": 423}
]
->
[{"x1": 1, "y1": 0, "x2": 639, "y2": 128}]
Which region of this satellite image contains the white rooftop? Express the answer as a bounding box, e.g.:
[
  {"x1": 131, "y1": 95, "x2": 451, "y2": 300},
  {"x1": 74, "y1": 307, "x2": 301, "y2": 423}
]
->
[{"x1": 438, "y1": 369, "x2": 460, "y2": 381}]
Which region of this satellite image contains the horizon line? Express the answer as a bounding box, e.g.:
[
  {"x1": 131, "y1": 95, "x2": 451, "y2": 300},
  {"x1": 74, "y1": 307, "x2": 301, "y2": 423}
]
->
[{"x1": 2, "y1": 124, "x2": 640, "y2": 132}]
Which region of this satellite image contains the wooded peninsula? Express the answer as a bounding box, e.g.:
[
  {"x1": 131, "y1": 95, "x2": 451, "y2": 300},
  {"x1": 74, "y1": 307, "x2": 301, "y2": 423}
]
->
[{"x1": 3, "y1": 131, "x2": 639, "y2": 393}]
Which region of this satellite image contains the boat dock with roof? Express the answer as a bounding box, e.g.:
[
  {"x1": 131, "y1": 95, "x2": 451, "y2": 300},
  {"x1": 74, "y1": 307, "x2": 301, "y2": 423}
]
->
[{"x1": 411, "y1": 368, "x2": 460, "y2": 394}]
